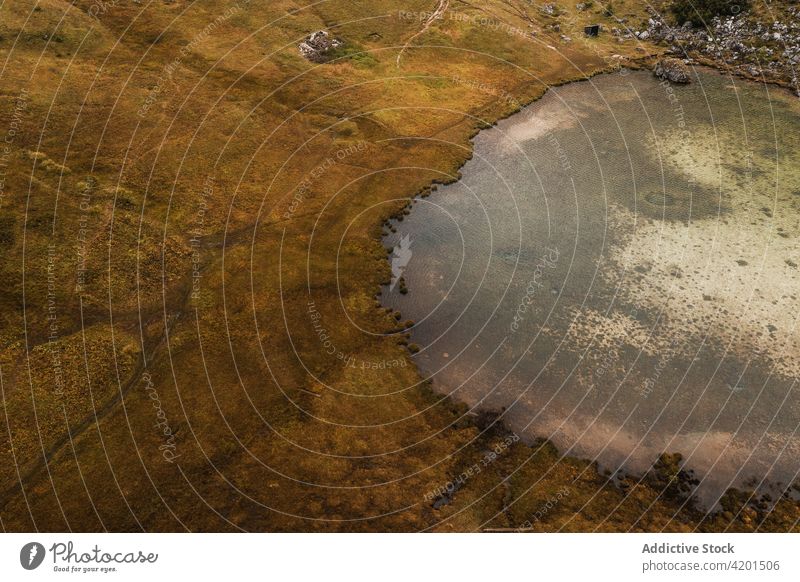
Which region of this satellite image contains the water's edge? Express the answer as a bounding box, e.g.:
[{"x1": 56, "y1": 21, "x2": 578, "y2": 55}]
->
[{"x1": 379, "y1": 65, "x2": 800, "y2": 512}]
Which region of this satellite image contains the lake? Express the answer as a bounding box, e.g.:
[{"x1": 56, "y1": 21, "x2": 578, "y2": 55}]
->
[{"x1": 383, "y1": 68, "x2": 800, "y2": 506}]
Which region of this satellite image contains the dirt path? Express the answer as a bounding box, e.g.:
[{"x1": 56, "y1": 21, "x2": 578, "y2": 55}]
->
[{"x1": 396, "y1": 0, "x2": 450, "y2": 67}]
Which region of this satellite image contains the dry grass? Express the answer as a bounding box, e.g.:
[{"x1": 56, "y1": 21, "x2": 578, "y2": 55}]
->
[{"x1": 0, "y1": 0, "x2": 796, "y2": 531}]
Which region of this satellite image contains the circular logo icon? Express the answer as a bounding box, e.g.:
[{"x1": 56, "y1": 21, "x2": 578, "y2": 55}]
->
[{"x1": 20, "y1": 542, "x2": 46, "y2": 570}]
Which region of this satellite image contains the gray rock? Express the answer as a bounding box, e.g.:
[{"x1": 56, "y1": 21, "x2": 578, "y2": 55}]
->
[
  {"x1": 298, "y1": 31, "x2": 343, "y2": 62},
  {"x1": 540, "y1": 3, "x2": 556, "y2": 16},
  {"x1": 653, "y1": 57, "x2": 691, "y2": 84}
]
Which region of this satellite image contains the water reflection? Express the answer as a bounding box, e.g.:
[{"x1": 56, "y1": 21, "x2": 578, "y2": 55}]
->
[{"x1": 383, "y1": 69, "x2": 800, "y2": 506}]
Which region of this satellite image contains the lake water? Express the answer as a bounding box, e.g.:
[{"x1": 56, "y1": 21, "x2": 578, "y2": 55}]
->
[{"x1": 383, "y1": 68, "x2": 800, "y2": 506}]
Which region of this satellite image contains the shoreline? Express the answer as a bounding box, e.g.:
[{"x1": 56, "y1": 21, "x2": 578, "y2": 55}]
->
[
  {"x1": 379, "y1": 63, "x2": 800, "y2": 520},
  {"x1": 3, "y1": 0, "x2": 798, "y2": 532}
]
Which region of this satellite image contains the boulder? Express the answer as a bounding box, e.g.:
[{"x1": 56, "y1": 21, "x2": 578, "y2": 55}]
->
[
  {"x1": 298, "y1": 31, "x2": 342, "y2": 62},
  {"x1": 653, "y1": 57, "x2": 691, "y2": 83}
]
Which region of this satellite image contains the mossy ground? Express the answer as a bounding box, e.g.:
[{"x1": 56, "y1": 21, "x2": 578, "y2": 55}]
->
[{"x1": 0, "y1": 0, "x2": 797, "y2": 531}]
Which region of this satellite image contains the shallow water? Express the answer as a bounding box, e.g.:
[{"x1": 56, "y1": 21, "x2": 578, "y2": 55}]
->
[{"x1": 383, "y1": 69, "x2": 800, "y2": 506}]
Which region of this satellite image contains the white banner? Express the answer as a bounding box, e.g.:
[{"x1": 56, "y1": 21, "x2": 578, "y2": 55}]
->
[{"x1": 0, "y1": 533, "x2": 797, "y2": 581}]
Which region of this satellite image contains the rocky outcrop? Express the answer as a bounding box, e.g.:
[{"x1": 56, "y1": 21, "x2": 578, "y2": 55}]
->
[
  {"x1": 653, "y1": 57, "x2": 691, "y2": 83},
  {"x1": 635, "y1": 7, "x2": 800, "y2": 92},
  {"x1": 298, "y1": 31, "x2": 342, "y2": 62}
]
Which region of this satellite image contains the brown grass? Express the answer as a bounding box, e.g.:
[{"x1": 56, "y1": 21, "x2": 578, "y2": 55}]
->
[{"x1": 0, "y1": 0, "x2": 796, "y2": 531}]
